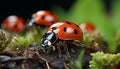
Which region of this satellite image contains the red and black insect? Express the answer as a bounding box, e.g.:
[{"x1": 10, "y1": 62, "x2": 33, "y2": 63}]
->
[{"x1": 41, "y1": 21, "x2": 83, "y2": 46}]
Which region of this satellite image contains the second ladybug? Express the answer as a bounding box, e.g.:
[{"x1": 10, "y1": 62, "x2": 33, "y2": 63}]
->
[
  {"x1": 41, "y1": 21, "x2": 83, "y2": 46},
  {"x1": 29, "y1": 10, "x2": 58, "y2": 26},
  {"x1": 80, "y1": 22, "x2": 96, "y2": 33},
  {"x1": 2, "y1": 15, "x2": 26, "y2": 32}
]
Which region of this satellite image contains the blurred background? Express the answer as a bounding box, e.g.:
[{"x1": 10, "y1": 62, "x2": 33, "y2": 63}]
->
[
  {"x1": 0, "y1": 0, "x2": 111, "y2": 21},
  {"x1": 0, "y1": 0, "x2": 120, "y2": 52}
]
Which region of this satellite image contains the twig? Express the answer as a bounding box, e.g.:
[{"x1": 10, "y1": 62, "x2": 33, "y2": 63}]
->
[
  {"x1": 46, "y1": 62, "x2": 51, "y2": 69},
  {"x1": 35, "y1": 51, "x2": 50, "y2": 62}
]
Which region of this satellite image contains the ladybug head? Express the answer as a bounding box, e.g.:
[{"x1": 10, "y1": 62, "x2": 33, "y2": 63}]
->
[{"x1": 41, "y1": 30, "x2": 58, "y2": 46}]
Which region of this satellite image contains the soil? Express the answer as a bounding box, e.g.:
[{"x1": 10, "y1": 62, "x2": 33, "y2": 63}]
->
[{"x1": 0, "y1": 40, "x2": 109, "y2": 69}]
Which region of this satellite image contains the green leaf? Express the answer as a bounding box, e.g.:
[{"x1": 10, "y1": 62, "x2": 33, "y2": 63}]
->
[{"x1": 77, "y1": 50, "x2": 85, "y2": 69}]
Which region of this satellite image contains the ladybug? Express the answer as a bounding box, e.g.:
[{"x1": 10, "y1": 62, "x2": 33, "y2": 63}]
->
[
  {"x1": 80, "y1": 22, "x2": 95, "y2": 33},
  {"x1": 29, "y1": 10, "x2": 58, "y2": 26},
  {"x1": 41, "y1": 21, "x2": 83, "y2": 46},
  {"x1": 2, "y1": 15, "x2": 26, "y2": 32}
]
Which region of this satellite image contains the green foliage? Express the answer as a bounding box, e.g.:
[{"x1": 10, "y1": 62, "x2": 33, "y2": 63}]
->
[
  {"x1": 69, "y1": 50, "x2": 85, "y2": 69},
  {"x1": 81, "y1": 32, "x2": 95, "y2": 45},
  {"x1": 10, "y1": 35, "x2": 32, "y2": 49},
  {"x1": 0, "y1": 30, "x2": 11, "y2": 51},
  {"x1": 90, "y1": 52, "x2": 120, "y2": 69},
  {"x1": 76, "y1": 50, "x2": 85, "y2": 69},
  {"x1": 112, "y1": 0, "x2": 120, "y2": 31},
  {"x1": 10, "y1": 28, "x2": 43, "y2": 49}
]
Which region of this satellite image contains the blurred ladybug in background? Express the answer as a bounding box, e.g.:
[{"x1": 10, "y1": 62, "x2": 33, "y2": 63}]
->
[
  {"x1": 41, "y1": 21, "x2": 83, "y2": 46},
  {"x1": 79, "y1": 22, "x2": 105, "y2": 45},
  {"x1": 2, "y1": 15, "x2": 26, "y2": 32},
  {"x1": 29, "y1": 10, "x2": 58, "y2": 27},
  {"x1": 80, "y1": 22, "x2": 96, "y2": 33}
]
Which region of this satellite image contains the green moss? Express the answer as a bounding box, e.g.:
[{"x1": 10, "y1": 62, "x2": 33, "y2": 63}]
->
[
  {"x1": 0, "y1": 30, "x2": 11, "y2": 51},
  {"x1": 90, "y1": 52, "x2": 120, "y2": 69},
  {"x1": 10, "y1": 35, "x2": 31, "y2": 49},
  {"x1": 10, "y1": 29, "x2": 43, "y2": 49}
]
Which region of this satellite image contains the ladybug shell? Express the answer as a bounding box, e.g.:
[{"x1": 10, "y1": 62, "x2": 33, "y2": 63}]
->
[
  {"x1": 80, "y1": 22, "x2": 95, "y2": 33},
  {"x1": 3, "y1": 15, "x2": 26, "y2": 32},
  {"x1": 47, "y1": 21, "x2": 83, "y2": 40},
  {"x1": 33, "y1": 10, "x2": 58, "y2": 26}
]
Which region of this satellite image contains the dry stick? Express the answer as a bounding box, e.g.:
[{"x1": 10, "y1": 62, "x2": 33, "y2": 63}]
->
[
  {"x1": 22, "y1": 63, "x2": 29, "y2": 69},
  {"x1": 35, "y1": 51, "x2": 49, "y2": 62},
  {"x1": 35, "y1": 51, "x2": 51, "y2": 69},
  {"x1": 46, "y1": 62, "x2": 51, "y2": 69},
  {"x1": 64, "y1": 62, "x2": 69, "y2": 69},
  {"x1": 56, "y1": 43, "x2": 62, "y2": 58},
  {"x1": 62, "y1": 41, "x2": 71, "y2": 58}
]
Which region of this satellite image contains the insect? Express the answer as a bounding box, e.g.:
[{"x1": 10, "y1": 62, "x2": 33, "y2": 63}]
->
[
  {"x1": 41, "y1": 21, "x2": 83, "y2": 46},
  {"x1": 29, "y1": 10, "x2": 58, "y2": 26},
  {"x1": 80, "y1": 22, "x2": 96, "y2": 33},
  {"x1": 2, "y1": 15, "x2": 26, "y2": 32}
]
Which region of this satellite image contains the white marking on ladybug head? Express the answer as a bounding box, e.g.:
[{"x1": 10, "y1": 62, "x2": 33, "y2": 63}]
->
[
  {"x1": 53, "y1": 28, "x2": 60, "y2": 34},
  {"x1": 45, "y1": 15, "x2": 54, "y2": 22},
  {"x1": 36, "y1": 11, "x2": 45, "y2": 15},
  {"x1": 79, "y1": 23, "x2": 86, "y2": 31},
  {"x1": 47, "y1": 41, "x2": 52, "y2": 46},
  {"x1": 47, "y1": 33, "x2": 54, "y2": 40},
  {"x1": 7, "y1": 15, "x2": 17, "y2": 27},
  {"x1": 66, "y1": 27, "x2": 74, "y2": 33},
  {"x1": 42, "y1": 39, "x2": 51, "y2": 46},
  {"x1": 80, "y1": 23, "x2": 88, "y2": 33}
]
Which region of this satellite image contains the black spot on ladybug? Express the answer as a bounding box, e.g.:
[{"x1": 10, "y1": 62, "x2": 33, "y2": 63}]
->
[
  {"x1": 41, "y1": 16, "x2": 45, "y2": 19},
  {"x1": 74, "y1": 29, "x2": 78, "y2": 34},
  {"x1": 66, "y1": 22, "x2": 71, "y2": 24},
  {"x1": 75, "y1": 24, "x2": 79, "y2": 28},
  {"x1": 64, "y1": 27, "x2": 67, "y2": 32},
  {"x1": 52, "y1": 27, "x2": 57, "y2": 30}
]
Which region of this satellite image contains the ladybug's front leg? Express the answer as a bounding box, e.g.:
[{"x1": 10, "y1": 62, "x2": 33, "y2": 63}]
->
[
  {"x1": 62, "y1": 41, "x2": 71, "y2": 58},
  {"x1": 57, "y1": 41, "x2": 71, "y2": 58},
  {"x1": 56, "y1": 42, "x2": 62, "y2": 58}
]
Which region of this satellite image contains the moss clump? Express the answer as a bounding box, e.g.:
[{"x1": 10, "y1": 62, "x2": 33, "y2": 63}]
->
[
  {"x1": 90, "y1": 52, "x2": 120, "y2": 69},
  {"x1": 0, "y1": 31, "x2": 11, "y2": 51},
  {"x1": 10, "y1": 35, "x2": 33, "y2": 50}
]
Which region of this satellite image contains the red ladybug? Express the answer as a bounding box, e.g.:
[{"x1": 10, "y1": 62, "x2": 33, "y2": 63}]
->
[
  {"x1": 29, "y1": 10, "x2": 58, "y2": 26},
  {"x1": 2, "y1": 15, "x2": 26, "y2": 32},
  {"x1": 41, "y1": 21, "x2": 83, "y2": 46},
  {"x1": 80, "y1": 22, "x2": 95, "y2": 33}
]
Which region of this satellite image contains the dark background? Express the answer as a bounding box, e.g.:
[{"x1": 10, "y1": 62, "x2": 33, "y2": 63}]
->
[{"x1": 0, "y1": 0, "x2": 111, "y2": 23}]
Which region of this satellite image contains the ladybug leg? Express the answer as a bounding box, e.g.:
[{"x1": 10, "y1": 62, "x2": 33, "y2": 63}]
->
[
  {"x1": 62, "y1": 41, "x2": 71, "y2": 58},
  {"x1": 50, "y1": 45, "x2": 56, "y2": 51},
  {"x1": 56, "y1": 43, "x2": 62, "y2": 58}
]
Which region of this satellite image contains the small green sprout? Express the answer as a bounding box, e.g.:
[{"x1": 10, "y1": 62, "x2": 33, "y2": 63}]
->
[
  {"x1": 69, "y1": 50, "x2": 85, "y2": 69},
  {"x1": 90, "y1": 52, "x2": 120, "y2": 69},
  {"x1": 76, "y1": 50, "x2": 85, "y2": 69}
]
